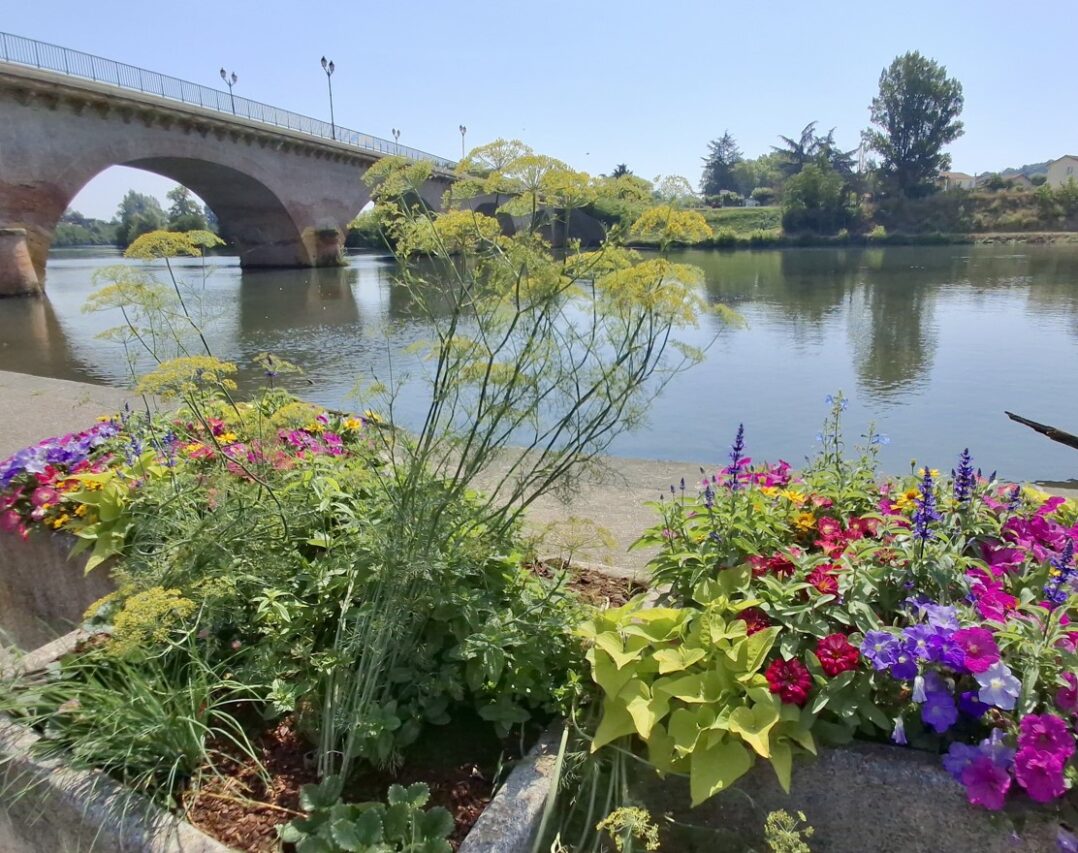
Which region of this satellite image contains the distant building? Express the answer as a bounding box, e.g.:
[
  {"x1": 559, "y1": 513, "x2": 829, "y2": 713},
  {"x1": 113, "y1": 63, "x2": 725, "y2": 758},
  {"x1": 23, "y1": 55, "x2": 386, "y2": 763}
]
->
[
  {"x1": 1046, "y1": 155, "x2": 1078, "y2": 188},
  {"x1": 938, "y1": 171, "x2": 976, "y2": 190},
  {"x1": 1005, "y1": 173, "x2": 1035, "y2": 190}
]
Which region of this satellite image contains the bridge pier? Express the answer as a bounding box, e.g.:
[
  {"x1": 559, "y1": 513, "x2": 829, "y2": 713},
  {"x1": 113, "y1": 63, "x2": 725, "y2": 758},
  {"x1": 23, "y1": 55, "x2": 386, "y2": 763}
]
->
[{"x1": 0, "y1": 228, "x2": 41, "y2": 297}]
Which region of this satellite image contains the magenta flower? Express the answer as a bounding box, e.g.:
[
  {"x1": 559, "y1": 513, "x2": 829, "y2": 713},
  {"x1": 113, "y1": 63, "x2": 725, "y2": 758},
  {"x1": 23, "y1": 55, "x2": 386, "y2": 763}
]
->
[
  {"x1": 960, "y1": 756, "x2": 1012, "y2": 810},
  {"x1": 1057, "y1": 673, "x2": 1078, "y2": 716},
  {"x1": 30, "y1": 486, "x2": 59, "y2": 507},
  {"x1": 1014, "y1": 747, "x2": 1067, "y2": 803},
  {"x1": 952, "y1": 627, "x2": 1000, "y2": 674},
  {"x1": 1018, "y1": 714, "x2": 1075, "y2": 760}
]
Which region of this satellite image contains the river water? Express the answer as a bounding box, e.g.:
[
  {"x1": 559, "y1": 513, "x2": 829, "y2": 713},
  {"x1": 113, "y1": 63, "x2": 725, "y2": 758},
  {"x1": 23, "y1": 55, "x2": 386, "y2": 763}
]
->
[{"x1": 2, "y1": 244, "x2": 1077, "y2": 483}]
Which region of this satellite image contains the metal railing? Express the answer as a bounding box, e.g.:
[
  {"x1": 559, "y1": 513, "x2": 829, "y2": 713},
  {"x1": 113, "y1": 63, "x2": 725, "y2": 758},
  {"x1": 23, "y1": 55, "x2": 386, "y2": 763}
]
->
[{"x1": 0, "y1": 31, "x2": 456, "y2": 170}]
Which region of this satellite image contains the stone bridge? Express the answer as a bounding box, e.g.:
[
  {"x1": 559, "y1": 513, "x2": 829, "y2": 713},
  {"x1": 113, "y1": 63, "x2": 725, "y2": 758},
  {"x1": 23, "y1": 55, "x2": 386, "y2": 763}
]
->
[{"x1": 0, "y1": 35, "x2": 453, "y2": 296}]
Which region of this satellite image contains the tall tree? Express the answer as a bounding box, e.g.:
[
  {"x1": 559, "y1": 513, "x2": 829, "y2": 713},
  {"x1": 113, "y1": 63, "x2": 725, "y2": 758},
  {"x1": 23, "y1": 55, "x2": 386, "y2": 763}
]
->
[
  {"x1": 608, "y1": 163, "x2": 632, "y2": 178},
  {"x1": 116, "y1": 190, "x2": 166, "y2": 246},
  {"x1": 774, "y1": 122, "x2": 857, "y2": 178},
  {"x1": 700, "y1": 132, "x2": 742, "y2": 196},
  {"x1": 166, "y1": 186, "x2": 208, "y2": 232},
  {"x1": 866, "y1": 51, "x2": 964, "y2": 197}
]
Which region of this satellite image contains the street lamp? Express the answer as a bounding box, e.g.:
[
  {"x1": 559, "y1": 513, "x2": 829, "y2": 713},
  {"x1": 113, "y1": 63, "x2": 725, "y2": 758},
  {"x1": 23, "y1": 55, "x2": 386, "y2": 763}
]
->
[
  {"x1": 219, "y1": 68, "x2": 238, "y2": 115},
  {"x1": 391, "y1": 128, "x2": 401, "y2": 152},
  {"x1": 321, "y1": 56, "x2": 336, "y2": 141},
  {"x1": 458, "y1": 124, "x2": 467, "y2": 159}
]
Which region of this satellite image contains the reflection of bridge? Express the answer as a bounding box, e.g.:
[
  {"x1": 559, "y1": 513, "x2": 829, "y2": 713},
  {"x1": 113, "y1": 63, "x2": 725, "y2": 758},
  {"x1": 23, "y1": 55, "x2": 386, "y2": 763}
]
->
[{"x1": 0, "y1": 32, "x2": 454, "y2": 296}]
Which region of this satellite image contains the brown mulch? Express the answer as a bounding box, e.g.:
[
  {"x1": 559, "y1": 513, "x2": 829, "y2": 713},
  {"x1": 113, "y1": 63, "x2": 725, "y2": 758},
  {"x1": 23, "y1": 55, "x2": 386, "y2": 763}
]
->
[
  {"x1": 182, "y1": 716, "x2": 508, "y2": 851},
  {"x1": 530, "y1": 558, "x2": 645, "y2": 608}
]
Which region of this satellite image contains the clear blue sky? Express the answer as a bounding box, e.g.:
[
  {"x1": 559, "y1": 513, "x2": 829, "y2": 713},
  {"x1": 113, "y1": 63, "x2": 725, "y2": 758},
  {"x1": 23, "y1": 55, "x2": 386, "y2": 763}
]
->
[{"x1": 5, "y1": 0, "x2": 1073, "y2": 219}]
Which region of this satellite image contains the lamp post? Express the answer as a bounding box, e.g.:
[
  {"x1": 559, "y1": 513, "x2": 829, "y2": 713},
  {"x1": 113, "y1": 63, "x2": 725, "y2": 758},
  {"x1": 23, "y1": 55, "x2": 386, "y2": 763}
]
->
[
  {"x1": 321, "y1": 56, "x2": 336, "y2": 141},
  {"x1": 392, "y1": 128, "x2": 400, "y2": 150},
  {"x1": 458, "y1": 124, "x2": 467, "y2": 159},
  {"x1": 219, "y1": 68, "x2": 238, "y2": 114}
]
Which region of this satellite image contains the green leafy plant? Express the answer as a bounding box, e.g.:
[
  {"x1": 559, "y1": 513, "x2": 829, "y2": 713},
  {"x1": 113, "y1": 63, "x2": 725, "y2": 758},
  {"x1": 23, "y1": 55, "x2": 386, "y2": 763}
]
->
[
  {"x1": 580, "y1": 567, "x2": 816, "y2": 805},
  {"x1": 281, "y1": 781, "x2": 453, "y2": 853}
]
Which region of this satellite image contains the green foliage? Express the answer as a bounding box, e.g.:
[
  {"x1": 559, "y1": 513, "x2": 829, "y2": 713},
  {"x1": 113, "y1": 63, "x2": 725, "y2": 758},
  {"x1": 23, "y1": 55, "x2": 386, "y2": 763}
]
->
[
  {"x1": 54, "y1": 210, "x2": 118, "y2": 247},
  {"x1": 773, "y1": 122, "x2": 856, "y2": 180},
  {"x1": 580, "y1": 577, "x2": 817, "y2": 805},
  {"x1": 280, "y1": 782, "x2": 453, "y2": 852},
  {"x1": 764, "y1": 810, "x2": 815, "y2": 853},
  {"x1": 700, "y1": 131, "x2": 743, "y2": 196},
  {"x1": 0, "y1": 640, "x2": 259, "y2": 805},
  {"x1": 751, "y1": 187, "x2": 777, "y2": 205},
  {"x1": 595, "y1": 806, "x2": 660, "y2": 851},
  {"x1": 116, "y1": 190, "x2": 167, "y2": 247},
  {"x1": 166, "y1": 186, "x2": 209, "y2": 232},
  {"x1": 866, "y1": 51, "x2": 964, "y2": 197},
  {"x1": 781, "y1": 163, "x2": 853, "y2": 235}
]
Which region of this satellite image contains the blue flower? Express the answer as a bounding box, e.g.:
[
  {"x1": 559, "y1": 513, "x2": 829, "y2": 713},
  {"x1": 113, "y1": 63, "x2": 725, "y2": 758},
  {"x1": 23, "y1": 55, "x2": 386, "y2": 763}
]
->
[
  {"x1": 891, "y1": 714, "x2": 908, "y2": 745},
  {"x1": 921, "y1": 689, "x2": 958, "y2": 733},
  {"x1": 911, "y1": 469, "x2": 941, "y2": 542},
  {"x1": 952, "y1": 448, "x2": 975, "y2": 503},
  {"x1": 860, "y1": 630, "x2": 899, "y2": 671}
]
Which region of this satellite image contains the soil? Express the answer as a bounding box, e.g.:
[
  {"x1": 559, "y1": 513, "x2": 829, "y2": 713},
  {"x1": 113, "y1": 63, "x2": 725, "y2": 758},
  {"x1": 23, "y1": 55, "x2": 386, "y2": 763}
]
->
[
  {"x1": 183, "y1": 714, "x2": 529, "y2": 851},
  {"x1": 530, "y1": 558, "x2": 645, "y2": 608}
]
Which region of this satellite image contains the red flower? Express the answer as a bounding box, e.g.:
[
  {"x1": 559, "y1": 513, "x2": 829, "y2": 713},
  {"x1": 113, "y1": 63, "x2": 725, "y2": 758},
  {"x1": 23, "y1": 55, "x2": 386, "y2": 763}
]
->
[
  {"x1": 807, "y1": 564, "x2": 841, "y2": 597},
  {"x1": 765, "y1": 658, "x2": 813, "y2": 706},
  {"x1": 817, "y1": 516, "x2": 842, "y2": 538},
  {"x1": 815, "y1": 633, "x2": 860, "y2": 677},
  {"x1": 749, "y1": 549, "x2": 799, "y2": 578},
  {"x1": 738, "y1": 607, "x2": 771, "y2": 635}
]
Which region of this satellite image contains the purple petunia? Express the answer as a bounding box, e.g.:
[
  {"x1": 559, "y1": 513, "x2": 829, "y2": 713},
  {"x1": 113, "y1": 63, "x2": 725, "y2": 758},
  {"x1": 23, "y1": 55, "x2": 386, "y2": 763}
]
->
[{"x1": 860, "y1": 630, "x2": 900, "y2": 671}]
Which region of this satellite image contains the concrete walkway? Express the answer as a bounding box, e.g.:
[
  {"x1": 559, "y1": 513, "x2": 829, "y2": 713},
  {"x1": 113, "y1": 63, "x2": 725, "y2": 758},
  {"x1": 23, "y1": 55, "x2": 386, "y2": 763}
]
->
[{"x1": 3, "y1": 370, "x2": 1076, "y2": 575}]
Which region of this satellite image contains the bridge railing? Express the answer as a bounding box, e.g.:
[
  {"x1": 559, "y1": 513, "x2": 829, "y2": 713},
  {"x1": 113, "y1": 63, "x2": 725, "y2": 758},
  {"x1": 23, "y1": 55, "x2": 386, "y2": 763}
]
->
[{"x1": 0, "y1": 31, "x2": 456, "y2": 170}]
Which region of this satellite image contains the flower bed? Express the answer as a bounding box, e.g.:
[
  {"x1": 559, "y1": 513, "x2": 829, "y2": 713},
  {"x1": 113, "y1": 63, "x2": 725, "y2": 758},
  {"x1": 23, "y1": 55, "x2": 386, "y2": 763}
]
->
[{"x1": 572, "y1": 396, "x2": 1076, "y2": 849}]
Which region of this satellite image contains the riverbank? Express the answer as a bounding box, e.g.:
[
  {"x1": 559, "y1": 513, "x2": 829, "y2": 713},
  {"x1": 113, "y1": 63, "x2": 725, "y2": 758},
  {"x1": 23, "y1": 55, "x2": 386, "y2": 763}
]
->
[
  {"x1": 627, "y1": 229, "x2": 1078, "y2": 251},
  {"x1": 4, "y1": 369, "x2": 1078, "y2": 574}
]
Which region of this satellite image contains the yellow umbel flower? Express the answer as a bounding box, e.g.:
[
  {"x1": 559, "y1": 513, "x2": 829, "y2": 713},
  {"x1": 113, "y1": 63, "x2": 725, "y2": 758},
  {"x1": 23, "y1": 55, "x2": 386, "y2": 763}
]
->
[{"x1": 109, "y1": 587, "x2": 195, "y2": 655}]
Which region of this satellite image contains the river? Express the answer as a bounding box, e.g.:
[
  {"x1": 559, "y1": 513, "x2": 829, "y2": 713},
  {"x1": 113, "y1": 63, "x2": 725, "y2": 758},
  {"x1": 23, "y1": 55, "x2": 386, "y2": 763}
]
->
[{"x1": 2, "y1": 244, "x2": 1077, "y2": 484}]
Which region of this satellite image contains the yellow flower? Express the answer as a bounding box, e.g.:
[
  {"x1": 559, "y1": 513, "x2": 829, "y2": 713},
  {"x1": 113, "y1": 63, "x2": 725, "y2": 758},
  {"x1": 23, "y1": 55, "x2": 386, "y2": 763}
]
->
[
  {"x1": 343, "y1": 417, "x2": 363, "y2": 431},
  {"x1": 217, "y1": 432, "x2": 238, "y2": 443},
  {"x1": 51, "y1": 514, "x2": 70, "y2": 529},
  {"x1": 781, "y1": 489, "x2": 807, "y2": 505},
  {"x1": 918, "y1": 468, "x2": 941, "y2": 479},
  {"x1": 760, "y1": 486, "x2": 779, "y2": 498},
  {"x1": 304, "y1": 422, "x2": 324, "y2": 434},
  {"x1": 363, "y1": 410, "x2": 383, "y2": 424},
  {"x1": 894, "y1": 488, "x2": 920, "y2": 511},
  {"x1": 74, "y1": 504, "x2": 88, "y2": 517},
  {"x1": 793, "y1": 511, "x2": 816, "y2": 533}
]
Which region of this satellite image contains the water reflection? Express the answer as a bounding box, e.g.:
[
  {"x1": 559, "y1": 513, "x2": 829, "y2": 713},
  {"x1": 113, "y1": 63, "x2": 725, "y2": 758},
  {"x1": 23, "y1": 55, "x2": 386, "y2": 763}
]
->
[{"x1": 4, "y1": 245, "x2": 1078, "y2": 481}]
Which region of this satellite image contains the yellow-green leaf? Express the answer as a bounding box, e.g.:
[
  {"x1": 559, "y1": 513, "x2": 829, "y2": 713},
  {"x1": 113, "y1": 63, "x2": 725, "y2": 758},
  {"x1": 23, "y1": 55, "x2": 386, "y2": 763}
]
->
[
  {"x1": 769, "y1": 739, "x2": 793, "y2": 793},
  {"x1": 619, "y1": 681, "x2": 670, "y2": 739},
  {"x1": 728, "y1": 702, "x2": 780, "y2": 758},
  {"x1": 594, "y1": 632, "x2": 642, "y2": 670},
  {"x1": 591, "y1": 699, "x2": 637, "y2": 751},
  {"x1": 653, "y1": 646, "x2": 706, "y2": 674},
  {"x1": 690, "y1": 737, "x2": 752, "y2": 806}
]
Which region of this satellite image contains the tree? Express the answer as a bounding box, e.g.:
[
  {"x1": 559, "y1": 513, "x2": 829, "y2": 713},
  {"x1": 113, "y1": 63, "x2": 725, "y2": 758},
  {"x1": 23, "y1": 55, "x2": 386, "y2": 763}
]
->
[
  {"x1": 700, "y1": 132, "x2": 742, "y2": 196},
  {"x1": 774, "y1": 122, "x2": 857, "y2": 179},
  {"x1": 866, "y1": 51, "x2": 964, "y2": 197},
  {"x1": 653, "y1": 175, "x2": 697, "y2": 207},
  {"x1": 608, "y1": 163, "x2": 632, "y2": 179},
  {"x1": 116, "y1": 190, "x2": 167, "y2": 246},
  {"x1": 781, "y1": 162, "x2": 852, "y2": 234},
  {"x1": 166, "y1": 186, "x2": 208, "y2": 232}
]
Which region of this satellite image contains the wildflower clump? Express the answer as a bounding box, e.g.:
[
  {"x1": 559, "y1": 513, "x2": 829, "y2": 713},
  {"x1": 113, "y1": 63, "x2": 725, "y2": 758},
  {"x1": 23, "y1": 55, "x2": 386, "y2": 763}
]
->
[{"x1": 109, "y1": 587, "x2": 196, "y2": 654}]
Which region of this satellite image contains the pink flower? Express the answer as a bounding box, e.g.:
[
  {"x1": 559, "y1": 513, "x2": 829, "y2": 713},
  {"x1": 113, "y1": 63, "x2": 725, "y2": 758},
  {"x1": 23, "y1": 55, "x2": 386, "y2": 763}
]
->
[
  {"x1": 960, "y1": 756, "x2": 1012, "y2": 811},
  {"x1": 1018, "y1": 714, "x2": 1075, "y2": 760},
  {"x1": 30, "y1": 486, "x2": 59, "y2": 507},
  {"x1": 952, "y1": 627, "x2": 1000, "y2": 674},
  {"x1": 1014, "y1": 747, "x2": 1067, "y2": 803},
  {"x1": 1057, "y1": 673, "x2": 1078, "y2": 716},
  {"x1": 0, "y1": 509, "x2": 23, "y2": 533}
]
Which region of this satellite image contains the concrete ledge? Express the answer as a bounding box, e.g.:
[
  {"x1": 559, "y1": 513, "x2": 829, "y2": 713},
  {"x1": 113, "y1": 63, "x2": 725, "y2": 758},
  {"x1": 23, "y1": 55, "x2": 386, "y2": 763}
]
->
[
  {"x1": 0, "y1": 529, "x2": 115, "y2": 650},
  {"x1": 634, "y1": 740, "x2": 1066, "y2": 853},
  {"x1": 459, "y1": 727, "x2": 563, "y2": 853},
  {"x1": 0, "y1": 717, "x2": 233, "y2": 852}
]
